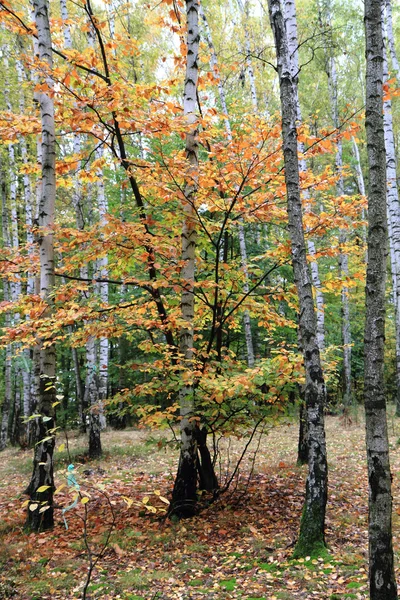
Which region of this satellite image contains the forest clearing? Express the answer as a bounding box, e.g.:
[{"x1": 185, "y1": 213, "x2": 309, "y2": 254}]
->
[{"x1": 0, "y1": 414, "x2": 394, "y2": 599}]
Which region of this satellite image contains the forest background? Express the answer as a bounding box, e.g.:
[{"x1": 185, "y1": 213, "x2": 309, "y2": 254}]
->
[{"x1": 0, "y1": 0, "x2": 399, "y2": 598}]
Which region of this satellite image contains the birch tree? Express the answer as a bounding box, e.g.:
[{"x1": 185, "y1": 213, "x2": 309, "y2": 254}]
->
[
  {"x1": 24, "y1": 0, "x2": 57, "y2": 532},
  {"x1": 0, "y1": 164, "x2": 12, "y2": 451},
  {"x1": 382, "y1": 0, "x2": 400, "y2": 417},
  {"x1": 283, "y1": 0, "x2": 325, "y2": 352},
  {"x1": 319, "y1": 0, "x2": 352, "y2": 406},
  {"x1": 170, "y1": 0, "x2": 201, "y2": 517},
  {"x1": 268, "y1": 0, "x2": 328, "y2": 557},
  {"x1": 364, "y1": 0, "x2": 397, "y2": 596},
  {"x1": 200, "y1": 5, "x2": 255, "y2": 368}
]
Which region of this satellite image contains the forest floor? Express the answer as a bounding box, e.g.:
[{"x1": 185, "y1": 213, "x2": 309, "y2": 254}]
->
[{"x1": 1, "y1": 410, "x2": 400, "y2": 599}]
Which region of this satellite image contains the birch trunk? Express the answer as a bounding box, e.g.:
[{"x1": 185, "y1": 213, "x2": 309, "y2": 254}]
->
[
  {"x1": 59, "y1": 0, "x2": 72, "y2": 48},
  {"x1": 25, "y1": 0, "x2": 56, "y2": 532},
  {"x1": 200, "y1": 5, "x2": 255, "y2": 367},
  {"x1": 96, "y1": 145, "x2": 108, "y2": 429},
  {"x1": 320, "y1": 0, "x2": 352, "y2": 406},
  {"x1": 384, "y1": 0, "x2": 400, "y2": 81},
  {"x1": 351, "y1": 136, "x2": 368, "y2": 250},
  {"x1": 268, "y1": 0, "x2": 328, "y2": 557},
  {"x1": 85, "y1": 336, "x2": 102, "y2": 459},
  {"x1": 0, "y1": 170, "x2": 12, "y2": 451},
  {"x1": 171, "y1": 0, "x2": 201, "y2": 517},
  {"x1": 364, "y1": 0, "x2": 397, "y2": 597},
  {"x1": 283, "y1": 0, "x2": 325, "y2": 352},
  {"x1": 16, "y1": 55, "x2": 35, "y2": 443},
  {"x1": 382, "y1": 14, "x2": 400, "y2": 417},
  {"x1": 236, "y1": 0, "x2": 258, "y2": 112}
]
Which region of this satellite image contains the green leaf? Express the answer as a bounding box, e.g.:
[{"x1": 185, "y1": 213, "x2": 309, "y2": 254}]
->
[{"x1": 42, "y1": 416, "x2": 52, "y2": 423}]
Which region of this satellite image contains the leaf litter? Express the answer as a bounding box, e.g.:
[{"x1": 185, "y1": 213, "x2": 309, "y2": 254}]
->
[{"x1": 0, "y1": 413, "x2": 399, "y2": 599}]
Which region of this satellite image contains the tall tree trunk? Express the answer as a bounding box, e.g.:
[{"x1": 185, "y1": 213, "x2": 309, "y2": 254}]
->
[
  {"x1": 268, "y1": 0, "x2": 328, "y2": 557},
  {"x1": 171, "y1": 0, "x2": 201, "y2": 518},
  {"x1": 200, "y1": 5, "x2": 255, "y2": 367},
  {"x1": 364, "y1": 0, "x2": 397, "y2": 597},
  {"x1": 25, "y1": 0, "x2": 57, "y2": 532},
  {"x1": 16, "y1": 53, "x2": 36, "y2": 445},
  {"x1": 382, "y1": 10, "x2": 400, "y2": 417},
  {"x1": 96, "y1": 145, "x2": 108, "y2": 430},
  {"x1": 319, "y1": 0, "x2": 353, "y2": 406},
  {"x1": 59, "y1": 0, "x2": 87, "y2": 429},
  {"x1": 85, "y1": 335, "x2": 102, "y2": 459},
  {"x1": 0, "y1": 169, "x2": 12, "y2": 451},
  {"x1": 283, "y1": 0, "x2": 326, "y2": 352}
]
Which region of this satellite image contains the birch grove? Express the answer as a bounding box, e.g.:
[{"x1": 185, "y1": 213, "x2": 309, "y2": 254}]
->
[{"x1": 0, "y1": 5, "x2": 399, "y2": 594}]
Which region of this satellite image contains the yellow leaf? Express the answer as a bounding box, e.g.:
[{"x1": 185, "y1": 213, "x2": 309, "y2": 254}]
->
[
  {"x1": 37, "y1": 485, "x2": 51, "y2": 493},
  {"x1": 58, "y1": 443, "x2": 66, "y2": 452},
  {"x1": 159, "y1": 496, "x2": 170, "y2": 505},
  {"x1": 54, "y1": 484, "x2": 65, "y2": 495},
  {"x1": 81, "y1": 497, "x2": 89, "y2": 504},
  {"x1": 142, "y1": 496, "x2": 150, "y2": 505},
  {"x1": 29, "y1": 503, "x2": 39, "y2": 511}
]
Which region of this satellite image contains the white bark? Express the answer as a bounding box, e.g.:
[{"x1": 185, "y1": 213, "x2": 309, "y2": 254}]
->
[
  {"x1": 283, "y1": 0, "x2": 325, "y2": 351},
  {"x1": 171, "y1": 0, "x2": 201, "y2": 516},
  {"x1": 16, "y1": 56, "x2": 34, "y2": 434},
  {"x1": 200, "y1": 4, "x2": 255, "y2": 367},
  {"x1": 199, "y1": 5, "x2": 231, "y2": 138},
  {"x1": 384, "y1": 0, "x2": 400, "y2": 82},
  {"x1": 26, "y1": 0, "x2": 57, "y2": 531},
  {"x1": 321, "y1": 0, "x2": 352, "y2": 404},
  {"x1": 228, "y1": 0, "x2": 259, "y2": 112},
  {"x1": 59, "y1": 0, "x2": 72, "y2": 48},
  {"x1": 352, "y1": 136, "x2": 366, "y2": 197},
  {"x1": 268, "y1": 0, "x2": 328, "y2": 556},
  {"x1": 96, "y1": 145, "x2": 108, "y2": 429},
  {"x1": 0, "y1": 169, "x2": 12, "y2": 451},
  {"x1": 236, "y1": 0, "x2": 258, "y2": 112},
  {"x1": 382, "y1": 15, "x2": 400, "y2": 415},
  {"x1": 85, "y1": 335, "x2": 102, "y2": 458},
  {"x1": 351, "y1": 136, "x2": 368, "y2": 250}
]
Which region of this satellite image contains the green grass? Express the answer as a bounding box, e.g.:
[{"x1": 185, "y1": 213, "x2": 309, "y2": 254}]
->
[{"x1": 219, "y1": 578, "x2": 236, "y2": 591}]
